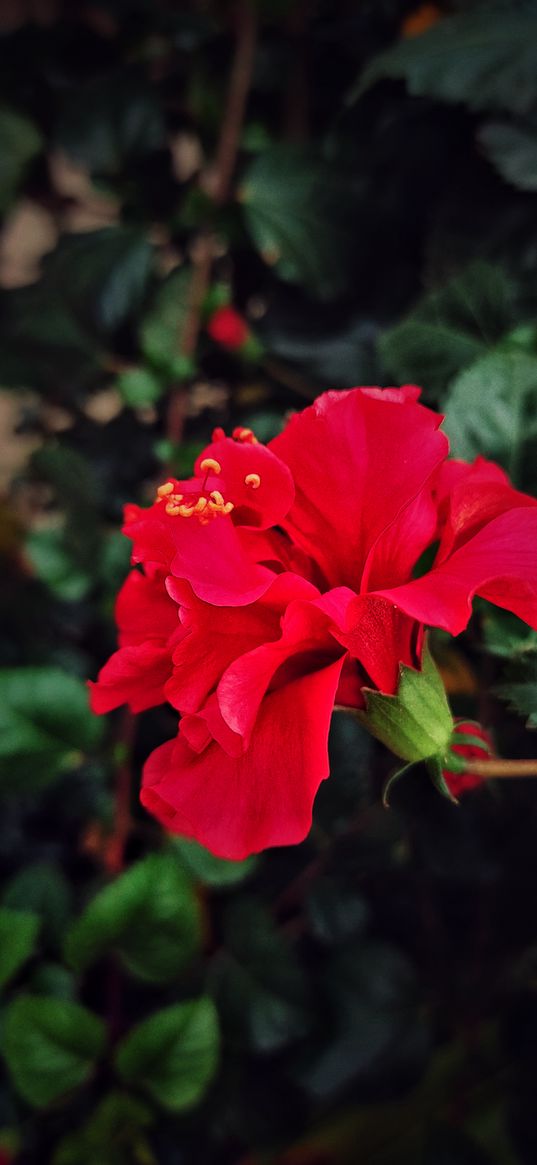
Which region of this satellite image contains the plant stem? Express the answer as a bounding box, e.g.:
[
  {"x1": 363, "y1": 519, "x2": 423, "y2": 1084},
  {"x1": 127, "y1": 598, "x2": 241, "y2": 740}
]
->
[
  {"x1": 463, "y1": 758, "x2": 537, "y2": 779},
  {"x1": 105, "y1": 708, "x2": 135, "y2": 876},
  {"x1": 165, "y1": 0, "x2": 257, "y2": 455},
  {"x1": 213, "y1": 0, "x2": 257, "y2": 207}
]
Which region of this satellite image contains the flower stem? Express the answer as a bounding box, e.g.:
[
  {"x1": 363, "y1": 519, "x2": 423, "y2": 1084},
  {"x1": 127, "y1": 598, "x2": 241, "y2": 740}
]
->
[
  {"x1": 165, "y1": 0, "x2": 257, "y2": 457},
  {"x1": 105, "y1": 708, "x2": 135, "y2": 876},
  {"x1": 463, "y1": 758, "x2": 537, "y2": 779},
  {"x1": 212, "y1": 0, "x2": 257, "y2": 207}
]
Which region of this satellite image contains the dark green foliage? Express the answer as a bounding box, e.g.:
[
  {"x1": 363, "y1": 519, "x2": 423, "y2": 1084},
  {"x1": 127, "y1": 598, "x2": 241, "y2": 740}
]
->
[
  {"x1": 115, "y1": 998, "x2": 220, "y2": 1111},
  {"x1": 2, "y1": 2, "x2": 537, "y2": 1163},
  {"x1": 211, "y1": 899, "x2": 312, "y2": 1053},
  {"x1": 4, "y1": 996, "x2": 106, "y2": 1108},
  {"x1": 0, "y1": 908, "x2": 39, "y2": 989},
  {"x1": 52, "y1": 1093, "x2": 154, "y2": 1165},
  {"x1": 0, "y1": 105, "x2": 42, "y2": 211},
  {"x1": 355, "y1": 8, "x2": 537, "y2": 114},
  {"x1": 55, "y1": 72, "x2": 165, "y2": 178},
  {"x1": 64, "y1": 852, "x2": 202, "y2": 983},
  {"x1": 0, "y1": 668, "x2": 103, "y2": 792},
  {"x1": 479, "y1": 119, "x2": 537, "y2": 192},
  {"x1": 241, "y1": 146, "x2": 359, "y2": 300},
  {"x1": 380, "y1": 262, "x2": 515, "y2": 397},
  {"x1": 497, "y1": 651, "x2": 537, "y2": 726}
]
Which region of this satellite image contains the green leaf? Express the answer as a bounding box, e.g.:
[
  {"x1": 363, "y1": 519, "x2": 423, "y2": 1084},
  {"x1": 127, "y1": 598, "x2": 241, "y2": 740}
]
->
[
  {"x1": 30, "y1": 445, "x2": 104, "y2": 582},
  {"x1": 140, "y1": 267, "x2": 193, "y2": 379},
  {"x1": 115, "y1": 998, "x2": 219, "y2": 1113},
  {"x1": 41, "y1": 229, "x2": 154, "y2": 333},
  {"x1": 357, "y1": 639, "x2": 453, "y2": 764},
  {"x1": 55, "y1": 72, "x2": 164, "y2": 176},
  {"x1": 443, "y1": 349, "x2": 537, "y2": 474},
  {"x1": 171, "y1": 837, "x2": 257, "y2": 889},
  {"x1": 64, "y1": 852, "x2": 201, "y2": 983},
  {"x1": 117, "y1": 367, "x2": 163, "y2": 408},
  {"x1": 479, "y1": 119, "x2": 537, "y2": 192},
  {"x1": 0, "y1": 667, "x2": 102, "y2": 793},
  {"x1": 3, "y1": 995, "x2": 106, "y2": 1108},
  {"x1": 28, "y1": 963, "x2": 76, "y2": 1002},
  {"x1": 379, "y1": 262, "x2": 513, "y2": 397},
  {"x1": 497, "y1": 650, "x2": 537, "y2": 727},
  {"x1": 241, "y1": 145, "x2": 357, "y2": 300},
  {"x1": 296, "y1": 940, "x2": 423, "y2": 1100},
  {"x1": 26, "y1": 529, "x2": 93, "y2": 603},
  {"x1": 3, "y1": 863, "x2": 73, "y2": 950},
  {"x1": 211, "y1": 899, "x2": 311, "y2": 1053},
  {"x1": 306, "y1": 879, "x2": 369, "y2": 946},
  {"x1": 0, "y1": 105, "x2": 42, "y2": 211},
  {"x1": 0, "y1": 284, "x2": 101, "y2": 395},
  {"x1": 0, "y1": 909, "x2": 39, "y2": 989},
  {"x1": 481, "y1": 606, "x2": 537, "y2": 660},
  {"x1": 52, "y1": 1092, "x2": 155, "y2": 1165},
  {"x1": 353, "y1": 9, "x2": 537, "y2": 115}
]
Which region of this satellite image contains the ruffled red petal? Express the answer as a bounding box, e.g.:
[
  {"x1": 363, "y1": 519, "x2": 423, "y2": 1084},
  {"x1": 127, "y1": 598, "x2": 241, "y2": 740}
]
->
[
  {"x1": 377, "y1": 507, "x2": 537, "y2": 634},
  {"x1": 141, "y1": 657, "x2": 344, "y2": 859},
  {"x1": 89, "y1": 644, "x2": 173, "y2": 714},
  {"x1": 270, "y1": 387, "x2": 447, "y2": 590}
]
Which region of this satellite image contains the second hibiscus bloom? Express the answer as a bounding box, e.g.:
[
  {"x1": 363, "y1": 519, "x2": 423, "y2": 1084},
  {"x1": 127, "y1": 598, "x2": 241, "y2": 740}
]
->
[{"x1": 91, "y1": 387, "x2": 537, "y2": 858}]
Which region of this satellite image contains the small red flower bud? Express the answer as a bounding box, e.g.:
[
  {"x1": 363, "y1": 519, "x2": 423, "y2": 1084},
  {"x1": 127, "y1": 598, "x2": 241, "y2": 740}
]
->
[
  {"x1": 443, "y1": 720, "x2": 494, "y2": 797},
  {"x1": 401, "y1": 3, "x2": 442, "y2": 38},
  {"x1": 207, "y1": 305, "x2": 249, "y2": 350}
]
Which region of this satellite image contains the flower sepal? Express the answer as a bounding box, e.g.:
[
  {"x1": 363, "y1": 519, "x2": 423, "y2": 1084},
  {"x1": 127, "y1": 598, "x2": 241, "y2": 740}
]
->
[
  {"x1": 382, "y1": 719, "x2": 495, "y2": 807},
  {"x1": 381, "y1": 753, "x2": 459, "y2": 808},
  {"x1": 358, "y1": 636, "x2": 454, "y2": 764}
]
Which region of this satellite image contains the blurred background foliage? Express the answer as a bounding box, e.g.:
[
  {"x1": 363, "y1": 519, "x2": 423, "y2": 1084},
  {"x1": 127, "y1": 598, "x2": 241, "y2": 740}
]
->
[{"x1": 2, "y1": 1, "x2": 537, "y2": 1162}]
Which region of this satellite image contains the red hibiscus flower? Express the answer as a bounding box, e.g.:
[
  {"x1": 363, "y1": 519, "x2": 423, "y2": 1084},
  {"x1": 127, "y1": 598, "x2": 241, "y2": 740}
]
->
[
  {"x1": 207, "y1": 305, "x2": 250, "y2": 350},
  {"x1": 90, "y1": 387, "x2": 537, "y2": 858}
]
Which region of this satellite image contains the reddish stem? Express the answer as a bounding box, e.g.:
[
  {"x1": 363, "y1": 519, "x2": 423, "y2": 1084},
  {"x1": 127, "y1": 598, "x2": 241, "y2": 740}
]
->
[
  {"x1": 105, "y1": 708, "x2": 135, "y2": 876},
  {"x1": 213, "y1": 0, "x2": 258, "y2": 206},
  {"x1": 164, "y1": 0, "x2": 257, "y2": 456},
  {"x1": 463, "y1": 758, "x2": 537, "y2": 779}
]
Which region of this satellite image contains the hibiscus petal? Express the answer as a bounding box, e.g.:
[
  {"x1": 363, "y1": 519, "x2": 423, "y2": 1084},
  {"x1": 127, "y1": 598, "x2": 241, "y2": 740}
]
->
[
  {"x1": 141, "y1": 658, "x2": 345, "y2": 859},
  {"x1": 165, "y1": 572, "x2": 318, "y2": 714},
  {"x1": 361, "y1": 487, "x2": 438, "y2": 592},
  {"x1": 269, "y1": 387, "x2": 448, "y2": 590},
  {"x1": 435, "y1": 462, "x2": 537, "y2": 561},
  {"x1": 194, "y1": 437, "x2": 294, "y2": 528},
  {"x1": 377, "y1": 507, "x2": 537, "y2": 634},
  {"x1": 116, "y1": 567, "x2": 180, "y2": 647},
  {"x1": 217, "y1": 587, "x2": 353, "y2": 742},
  {"x1": 89, "y1": 644, "x2": 173, "y2": 714},
  {"x1": 335, "y1": 595, "x2": 421, "y2": 695}
]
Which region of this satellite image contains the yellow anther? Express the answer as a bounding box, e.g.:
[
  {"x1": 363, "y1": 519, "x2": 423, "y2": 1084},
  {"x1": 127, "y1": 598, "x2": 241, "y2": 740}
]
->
[
  {"x1": 193, "y1": 497, "x2": 208, "y2": 513},
  {"x1": 209, "y1": 490, "x2": 225, "y2": 506},
  {"x1": 222, "y1": 501, "x2": 234, "y2": 514},
  {"x1": 165, "y1": 503, "x2": 183, "y2": 516},
  {"x1": 177, "y1": 503, "x2": 196, "y2": 517},
  {"x1": 234, "y1": 427, "x2": 259, "y2": 444},
  {"x1": 157, "y1": 482, "x2": 174, "y2": 497},
  {"x1": 200, "y1": 457, "x2": 221, "y2": 475},
  {"x1": 244, "y1": 472, "x2": 261, "y2": 489}
]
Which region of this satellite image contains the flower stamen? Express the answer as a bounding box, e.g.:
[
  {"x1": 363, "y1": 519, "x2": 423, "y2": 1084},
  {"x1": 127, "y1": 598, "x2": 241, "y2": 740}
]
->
[
  {"x1": 245, "y1": 472, "x2": 261, "y2": 489},
  {"x1": 155, "y1": 474, "x2": 233, "y2": 523},
  {"x1": 232, "y1": 427, "x2": 258, "y2": 445},
  {"x1": 200, "y1": 458, "x2": 221, "y2": 475}
]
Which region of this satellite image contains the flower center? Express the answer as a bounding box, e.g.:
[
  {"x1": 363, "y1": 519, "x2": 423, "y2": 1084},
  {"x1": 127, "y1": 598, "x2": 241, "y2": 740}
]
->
[{"x1": 155, "y1": 458, "x2": 234, "y2": 524}]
